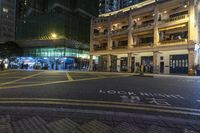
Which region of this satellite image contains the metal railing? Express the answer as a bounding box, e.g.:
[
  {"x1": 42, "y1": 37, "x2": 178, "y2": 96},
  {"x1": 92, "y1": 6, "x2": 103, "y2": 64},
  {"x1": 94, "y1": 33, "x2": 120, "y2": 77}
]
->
[
  {"x1": 133, "y1": 23, "x2": 154, "y2": 32},
  {"x1": 94, "y1": 47, "x2": 107, "y2": 51},
  {"x1": 160, "y1": 14, "x2": 188, "y2": 24},
  {"x1": 134, "y1": 43, "x2": 153, "y2": 47},
  {"x1": 160, "y1": 38, "x2": 187, "y2": 44},
  {"x1": 93, "y1": 32, "x2": 107, "y2": 37},
  {"x1": 111, "y1": 28, "x2": 128, "y2": 35},
  {"x1": 112, "y1": 45, "x2": 128, "y2": 49}
]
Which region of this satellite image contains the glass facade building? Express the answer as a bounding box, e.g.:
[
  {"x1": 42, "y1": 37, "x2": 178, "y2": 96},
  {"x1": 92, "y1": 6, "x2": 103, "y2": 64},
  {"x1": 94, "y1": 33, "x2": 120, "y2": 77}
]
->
[
  {"x1": 99, "y1": 0, "x2": 146, "y2": 14},
  {"x1": 24, "y1": 47, "x2": 89, "y2": 59}
]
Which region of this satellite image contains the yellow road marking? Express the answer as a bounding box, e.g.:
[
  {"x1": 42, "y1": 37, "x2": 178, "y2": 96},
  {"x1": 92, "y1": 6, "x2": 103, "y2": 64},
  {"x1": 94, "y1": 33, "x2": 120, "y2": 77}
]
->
[
  {"x1": 0, "y1": 72, "x2": 43, "y2": 86},
  {"x1": 0, "y1": 75, "x2": 126, "y2": 89},
  {"x1": 66, "y1": 72, "x2": 73, "y2": 81},
  {"x1": 0, "y1": 98, "x2": 199, "y2": 113},
  {"x1": 0, "y1": 98, "x2": 199, "y2": 116}
]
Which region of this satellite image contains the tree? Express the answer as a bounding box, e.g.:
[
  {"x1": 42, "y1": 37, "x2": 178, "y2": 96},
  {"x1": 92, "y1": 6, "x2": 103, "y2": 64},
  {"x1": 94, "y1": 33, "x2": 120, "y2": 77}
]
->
[{"x1": 0, "y1": 41, "x2": 23, "y2": 58}]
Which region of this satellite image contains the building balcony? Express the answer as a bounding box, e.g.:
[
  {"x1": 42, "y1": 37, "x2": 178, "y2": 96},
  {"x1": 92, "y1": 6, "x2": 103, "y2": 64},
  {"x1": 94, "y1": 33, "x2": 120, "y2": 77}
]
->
[
  {"x1": 93, "y1": 32, "x2": 107, "y2": 39},
  {"x1": 134, "y1": 43, "x2": 153, "y2": 48},
  {"x1": 112, "y1": 45, "x2": 128, "y2": 50},
  {"x1": 158, "y1": 15, "x2": 189, "y2": 28},
  {"x1": 93, "y1": 47, "x2": 107, "y2": 51},
  {"x1": 111, "y1": 28, "x2": 128, "y2": 36},
  {"x1": 133, "y1": 23, "x2": 154, "y2": 33},
  {"x1": 160, "y1": 38, "x2": 188, "y2": 45},
  {"x1": 93, "y1": 18, "x2": 108, "y2": 25}
]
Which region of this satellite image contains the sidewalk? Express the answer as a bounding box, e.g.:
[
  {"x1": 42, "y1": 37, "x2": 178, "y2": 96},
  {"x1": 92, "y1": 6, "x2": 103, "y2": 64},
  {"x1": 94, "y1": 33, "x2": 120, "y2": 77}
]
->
[{"x1": 0, "y1": 106, "x2": 199, "y2": 133}]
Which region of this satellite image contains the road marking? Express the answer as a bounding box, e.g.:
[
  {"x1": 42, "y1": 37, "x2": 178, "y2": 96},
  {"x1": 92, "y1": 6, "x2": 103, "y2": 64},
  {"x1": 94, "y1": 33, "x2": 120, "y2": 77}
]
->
[
  {"x1": 0, "y1": 98, "x2": 199, "y2": 116},
  {"x1": 0, "y1": 75, "x2": 127, "y2": 89},
  {"x1": 0, "y1": 71, "x2": 19, "y2": 76},
  {"x1": 0, "y1": 98, "x2": 199, "y2": 113},
  {"x1": 0, "y1": 72, "x2": 43, "y2": 86},
  {"x1": 66, "y1": 72, "x2": 73, "y2": 81}
]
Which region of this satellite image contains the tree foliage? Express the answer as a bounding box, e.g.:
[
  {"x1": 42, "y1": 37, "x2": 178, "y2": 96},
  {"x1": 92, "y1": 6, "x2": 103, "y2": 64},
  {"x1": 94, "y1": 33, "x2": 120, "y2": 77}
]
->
[{"x1": 0, "y1": 41, "x2": 23, "y2": 58}]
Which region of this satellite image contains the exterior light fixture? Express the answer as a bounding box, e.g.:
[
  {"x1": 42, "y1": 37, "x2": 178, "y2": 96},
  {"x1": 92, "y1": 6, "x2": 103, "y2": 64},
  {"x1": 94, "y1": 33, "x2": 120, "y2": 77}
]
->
[
  {"x1": 184, "y1": 5, "x2": 187, "y2": 8},
  {"x1": 51, "y1": 33, "x2": 57, "y2": 39},
  {"x1": 164, "y1": 11, "x2": 167, "y2": 14}
]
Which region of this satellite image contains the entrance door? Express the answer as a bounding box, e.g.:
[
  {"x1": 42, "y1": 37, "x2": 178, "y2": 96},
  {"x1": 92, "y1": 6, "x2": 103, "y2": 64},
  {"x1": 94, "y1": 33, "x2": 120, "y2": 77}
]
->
[
  {"x1": 170, "y1": 54, "x2": 188, "y2": 74},
  {"x1": 98, "y1": 56, "x2": 107, "y2": 71},
  {"x1": 160, "y1": 62, "x2": 164, "y2": 73},
  {"x1": 111, "y1": 55, "x2": 117, "y2": 72},
  {"x1": 141, "y1": 56, "x2": 153, "y2": 73},
  {"x1": 131, "y1": 57, "x2": 135, "y2": 72},
  {"x1": 120, "y1": 57, "x2": 128, "y2": 72}
]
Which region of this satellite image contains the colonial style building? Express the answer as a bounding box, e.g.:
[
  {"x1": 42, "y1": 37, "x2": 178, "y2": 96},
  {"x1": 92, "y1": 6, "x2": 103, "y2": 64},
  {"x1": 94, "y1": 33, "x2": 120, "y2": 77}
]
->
[{"x1": 90, "y1": 0, "x2": 200, "y2": 74}]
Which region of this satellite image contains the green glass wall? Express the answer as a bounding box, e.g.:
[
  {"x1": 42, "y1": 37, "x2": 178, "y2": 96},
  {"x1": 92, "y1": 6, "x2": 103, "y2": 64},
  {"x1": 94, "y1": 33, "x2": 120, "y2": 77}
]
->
[{"x1": 24, "y1": 47, "x2": 89, "y2": 59}]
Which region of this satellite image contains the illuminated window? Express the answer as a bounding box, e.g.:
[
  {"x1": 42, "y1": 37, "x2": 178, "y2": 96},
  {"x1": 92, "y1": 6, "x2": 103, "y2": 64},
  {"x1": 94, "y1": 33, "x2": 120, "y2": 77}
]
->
[{"x1": 3, "y1": 8, "x2": 9, "y2": 13}]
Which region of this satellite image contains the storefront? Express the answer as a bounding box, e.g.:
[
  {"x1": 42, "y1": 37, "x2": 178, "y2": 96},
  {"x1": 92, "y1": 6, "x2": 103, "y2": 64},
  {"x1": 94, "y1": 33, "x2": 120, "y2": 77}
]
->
[
  {"x1": 141, "y1": 56, "x2": 153, "y2": 73},
  {"x1": 9, "y1": 46, "x2": 90, "y2": 71},
  {"x1": 170, "y1": 54, "x2": 188, "y2": 74}
]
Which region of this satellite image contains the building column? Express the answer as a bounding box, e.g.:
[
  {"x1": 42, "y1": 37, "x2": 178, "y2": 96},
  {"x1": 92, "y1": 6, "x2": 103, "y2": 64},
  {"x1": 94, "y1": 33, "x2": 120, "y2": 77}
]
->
[
  {"x1": 188, "y1": 49, "x2": 198, "y2": 72},
  {"x1": 107, "y1": 54, "x2": 111, "y2": 72},
  {"x1": 128, "y1": 53, "x2": 132, "y2": 72},
  {"x1": 90, "y1": 19, "x2": 94, "y2": 52},
  {"x1": 188, "y1": 0, "x2": 197, "y2": 44},
  {"x1": 153, "y1": 6, "x2": 159, "y2": 47},
  {"x1": 153, "y1": 51, "x2": 160, "y2": 74},
  {"x1": 89, "y1": 55, "x2": 93, "y2": 71},
  {"x1": 108, "y1": 37, "x2": 113, "y2": 50},
  {"x1": 128, "y1": 13, "x2": 133, "y2": 49},
  {"x1": 107, "y1": 18, "x2": 113, "y2": 50}
]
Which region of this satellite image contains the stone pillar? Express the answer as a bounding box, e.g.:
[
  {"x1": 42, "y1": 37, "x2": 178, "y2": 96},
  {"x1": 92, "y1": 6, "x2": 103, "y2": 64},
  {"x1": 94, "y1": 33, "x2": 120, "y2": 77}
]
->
[
  {"x1": 153, "y1": 6, "x2": 159, "y2": 47},
  {"x1": 108, "y1": 37, "x2": 113, "y2": 50},
  {"x1": 128, "y1": 13, "x2": 133, "y2": 49},
  {"x1": 188, "y1": 0, "x2": 197, "y2": 43},
  {"x1": 89, "y1": 55, "x2": 93, "y2": 71},
  {"x1": 153, "y1": 51, "x2": 160, "y2": 74},
  {"x1": 107, "y1": 19, "x2": 113, "y2": 50},
  {"x1": 107, "y1": 54, "x2": 111, "y2": 72},
  {"x1": 90, "y1": 19, "x2": 94, "y2": 52},
  {"x1": 133, "y1": 36, "x2": 137, "y2": 46},
  {"x1": 188, "y1": 49, "x2": 198, "y2": 72},
  {"x1": 128, "y1": 53, "x2": 132, "y2": 73}
]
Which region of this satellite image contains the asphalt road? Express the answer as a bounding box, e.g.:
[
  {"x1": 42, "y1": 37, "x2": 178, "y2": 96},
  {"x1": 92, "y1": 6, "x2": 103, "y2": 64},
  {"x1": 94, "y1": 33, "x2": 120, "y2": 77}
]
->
[{"x1": 0, "y1": 70, "x2": 200, "y2": 117}]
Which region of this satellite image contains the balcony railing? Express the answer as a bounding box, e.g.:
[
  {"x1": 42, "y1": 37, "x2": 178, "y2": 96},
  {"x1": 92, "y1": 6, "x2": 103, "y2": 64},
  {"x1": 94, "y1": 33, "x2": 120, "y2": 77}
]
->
[
  {"x1": 134, "y1": 43, "x2": 153, "y2": 47},
  {"x1": 111, "y1": 28, "x2": 128, "y2": 35},
  {"x1": 159, "y1": 14, "x2": 188, "y2": 24},
  {"x1": 134, "y1": 23, "x2": 154, "y2": 32},
  {"x1": 112, "y1": 45, "x2": 128, "y2": 49},
  {"x1": 93, "y1": 32, "x2": 107, "y2": 38},
  {"x1": 94, "y1": 47, "x2": 107, "y2": 51},
  {"x1": 160, "y1": 38, "x2": 187, "y2": 44}
]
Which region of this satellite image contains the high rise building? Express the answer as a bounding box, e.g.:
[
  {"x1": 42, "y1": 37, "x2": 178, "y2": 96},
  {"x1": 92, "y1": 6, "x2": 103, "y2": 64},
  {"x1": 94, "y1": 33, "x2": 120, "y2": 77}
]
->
[
  {"x1": 99, "y1": 0, "x2": 146, "y2": 14},
  {"x1": 0, "y1": 0, "x2": 16, "y2": 43},
  {"x1": 90, "y1": 0, "x2": 200, "y2": 75},
  {"x1": 16, "y1": 0, "x2": 98, "y2": 43}
]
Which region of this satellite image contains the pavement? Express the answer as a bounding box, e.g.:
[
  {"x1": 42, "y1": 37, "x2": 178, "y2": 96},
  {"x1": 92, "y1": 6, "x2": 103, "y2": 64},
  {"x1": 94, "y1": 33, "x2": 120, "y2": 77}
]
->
[{"x1": 0, "y1": 70, "x2": 199, "y2": 132}]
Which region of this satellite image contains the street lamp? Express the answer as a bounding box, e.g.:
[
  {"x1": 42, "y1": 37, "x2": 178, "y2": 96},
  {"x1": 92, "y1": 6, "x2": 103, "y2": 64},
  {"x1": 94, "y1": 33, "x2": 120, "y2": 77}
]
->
[{"x1": 51, "y1": 33, "x2": 57, "y2": 39}]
